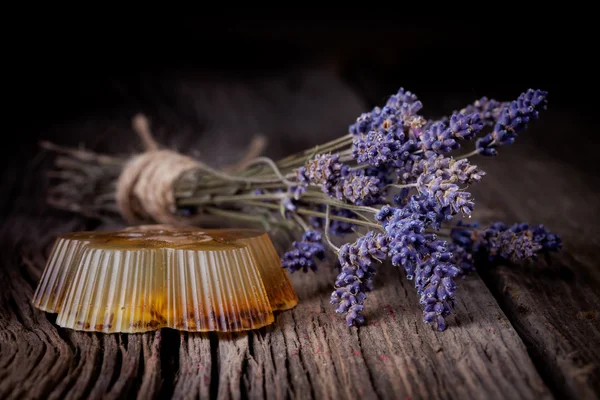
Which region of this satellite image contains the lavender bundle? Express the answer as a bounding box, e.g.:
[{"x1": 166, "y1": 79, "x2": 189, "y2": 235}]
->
[{"x1": 43, "y1": 87, "x2": 562, "y2": 331}]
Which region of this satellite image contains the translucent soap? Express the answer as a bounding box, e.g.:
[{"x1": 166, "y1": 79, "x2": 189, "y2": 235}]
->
[{"x1": 31, "y1": 224, "x2": 298, "y2": 333}]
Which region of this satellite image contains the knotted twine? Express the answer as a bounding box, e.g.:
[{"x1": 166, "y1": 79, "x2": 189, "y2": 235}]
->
[{"x1": 115, "y1": 114, "x2": 265, "y2": 225}]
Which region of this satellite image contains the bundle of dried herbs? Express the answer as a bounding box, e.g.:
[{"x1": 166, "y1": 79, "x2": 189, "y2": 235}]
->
[{"x1": 42, "y1": 87, "x2": 562, "y2": 331}]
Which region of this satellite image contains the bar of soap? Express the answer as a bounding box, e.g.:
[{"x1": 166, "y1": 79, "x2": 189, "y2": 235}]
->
[{"x1": 32, "y1": 224, "x2": 298, "y2": 333}]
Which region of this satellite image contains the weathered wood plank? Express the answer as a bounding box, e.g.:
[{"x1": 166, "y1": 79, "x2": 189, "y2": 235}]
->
[
  {"x1": 172, "y1": 333, "x2": 213, "y2": 399},
  {"x1": 468, "y1": 141, "x2": 600, "y2": 400},
  {"x1": 272, "y1": 258, "x2": 551, "y2": 400},
  {"x1": 0, "y1": 65, "x2": 556, "y2": 399},
  {"x1": 0, "y1": 216, "x2": 166, "y2": 400}
]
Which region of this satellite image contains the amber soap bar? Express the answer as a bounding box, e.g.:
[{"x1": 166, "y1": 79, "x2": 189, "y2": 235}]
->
[{"x1": 32, "y1": 225, "x2": 298, "y2": 333}]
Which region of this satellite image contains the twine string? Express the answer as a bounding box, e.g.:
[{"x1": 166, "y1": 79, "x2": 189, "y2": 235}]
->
[{"x1": 115, "y1": 114, "x2": 266, "y2": 225}]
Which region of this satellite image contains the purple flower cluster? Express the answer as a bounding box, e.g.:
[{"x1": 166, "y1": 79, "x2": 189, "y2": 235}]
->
[
  {"x1": 349, "y1": 87, "x2": 419, "y2": 137},
  {"x1": 281, "y1": 230, "x2": 326, "y2": 273},
  {"x1": 352, "y1": 129, "x2": 399, "y2": 167},
  {"x1": 451, "y1": 220, "x2": 562, "y2": 264},
  {"x1": 447, "y1": 242, "x2": 476, "y2": 276},
  {"x1": 330, "y1": 231, "x2": 390, "y2": 326},
  {"x1": 341, "y1": 172, "x2": 381, "y2": 205},
  {"x1": 415, "y1": 155, "x2": 485, "y2": 218},
  {"x1": 476, "y1": 89, "x2": 548, "y2": 156},
  {"x1": 296, "y1": 153, "x2": 383, "y2": 206},
  {"x1": 280, "y1": 86, "x2": 555, "y2": 332},
  {"x1": 296, "y1": 153, "x2": 344, "y2": 198},
  {"x1": 458, "y1": 96, "x2": 507, "y2": 127},
  {"x1": 421, "y1": 112, "x2": 485, "y2": 154},
  {"x1": 376, "y1": 203, "x2": 461, "y2": 331},
  {"x1": 348, "y1": 88, "x2": 432, "y2": 189}
]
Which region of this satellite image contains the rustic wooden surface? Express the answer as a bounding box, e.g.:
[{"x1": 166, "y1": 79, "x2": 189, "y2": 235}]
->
[
  {"x1": 1, "y1": 64, "x2": 599, "y2": 400},
  {"x1": 471, "y1": 143, "x2": 600, "y2": 400}
]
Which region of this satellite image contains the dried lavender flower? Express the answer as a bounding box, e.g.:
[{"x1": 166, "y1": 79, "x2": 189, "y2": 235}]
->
[
  {"x1": 281, "y1": 230, "x2": 326, "y2": 273},
  {"x1": 415, "y1": 156, "x2": 484, "y2": 218},
  {"x1": 330, "y1": 231, "x2": 390, "y2": 326},
  {"x1": 352, "y1": 130, "x2": 399, "y2": 167},
  {"x1": 476, "y1": 89, "x2": 548, "y2": 156},
  {"x1": 297, "y1": 153, "x2": 345, "y2": 197},
  {"x1": 274, "y1": 87, "x2": 555, "y2": 331},
  {"x1": 376, "y1": 204, "x2": 461, "y2": 331},
  {"x1": 450, "y1": 220, "x2": 562, "y2": 264},
  {"x1": 340, "y1": 171, "x2": 381, "y2": 205},
  {"x1": 458, "y1": 96, "x2": 507, "y2": 127},
  {"x1": 44, "y1": 84, "x2": 561, "y2": 334},
  {"x1": 421, "y1": 112, "x2": 485, "y2": 154}
]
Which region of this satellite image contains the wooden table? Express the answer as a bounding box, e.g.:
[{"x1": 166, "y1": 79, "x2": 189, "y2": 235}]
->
[{"x1": 1, "y1": 63, "x2": 599, "y2": 400}]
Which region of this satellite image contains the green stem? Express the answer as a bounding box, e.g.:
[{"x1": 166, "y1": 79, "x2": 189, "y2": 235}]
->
[
  {"x1": 239, "y1": 200, "x2": 384, "y2": 231},
  {"x1": 243, "y1": 156, "x2": 296, "y2": 185},
  {"x1": 300, "y1": 192, "x2": 380, "y2": 214},
  {"x1": 457, "y1": 138, "x2": 498, "y2": 160},
  {"x1": 382, "y1": 183, "x2": 418, "y2": 192},
  {"x1": 277, "y1": 135, "x2": 354, "y2": 169},
  {"x1": 349, "y1": 164, "x2": 370, "y2": 172},
  {"x1": 194, "y1": 163, "x2": 290, "y2": 185},
  {"x1": 178, "y1": 193, "x2": 285, "y2": 206},
  {"x1": 353, "y1": 210, "x2": 374, "y2": 223},
  {"x1": 456, "y1": 149, "x2": 480, "y2": 160},
  {"x1": 179, "y1": 188, "x2": 381, "y2": 217},
  {"x1": 291, "y1": 213, "x2": 310, "y2": 231},
  {"x1": 324, "y1": 204, "x2": 341, "y2": 252},
  {"x1": 276, "y1": 134, "x2": 353, "y2": 165},
  {"x1": 203, "y1": 207, "x2": 294, "y2": 230},
  {"x1": 174, "y1": 181, "x2": 288, "y2": 198}
]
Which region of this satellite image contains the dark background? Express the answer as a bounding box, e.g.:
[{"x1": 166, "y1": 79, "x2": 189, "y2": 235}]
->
[{"x1": 5, "y1": 15, "x2": 599, "y2": 176}]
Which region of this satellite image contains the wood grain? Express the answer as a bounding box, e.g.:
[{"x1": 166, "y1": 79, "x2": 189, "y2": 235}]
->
[
  {"x1": 469, "y1": 142, "x2": 600, "y2": 400},
  {"x1": 1, "y1": 64, "x2": 588, "y2": 399}
]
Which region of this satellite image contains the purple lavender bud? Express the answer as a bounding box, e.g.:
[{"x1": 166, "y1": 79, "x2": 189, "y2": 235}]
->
[
  {"x1": 283, "y1": 197, "x2": 296, "y2": 212},
  {"x1": 377, "y1": 202, "x2": 465, "y2": 331},
  {"x1": 347, "y1": 87, "x2": 430, "y2": 174},
  {"x1": 299, "y1": 153, "x2": 345, "y2": 198},
  {"x1": 290, "y1": 184, "x2": 307, "y2": 199},
  {"x1": 376, "y1": 205, "x2": 393, "y2": 221},
  {"x1": 340, "y1": 171, "x2": 381, "y2": 205},
  {"x1": 448, "y1": 112, "x2": 484, "y2": 141},
  {"x1": 476, "y1": 89, "x2": 548, "y2": 156},
  {"x1": 415, "y1": 155, "x2": 483, "y2": 218},
  {"x1": 349, "y1": 108, "x2": 381, "y2": 136},
  {"x1": 531, "y1": 224, "x2": 563, "y2": 252},
  {"x1": 422, "y1": 112, "x2": 485, "y2": 155},
  {"x1": 450, "y1": 219, "x2": 561, "y2": 265},
  {"x1": 281, "y1": 230, "x2": 326, "y2": 273},
  {"x1": 459, "y1": 96, "x2": 507, "y2": 127},
  {"x1": 450, "y1": 220, "x2": 480, "y2": 248},
  {"x1": 475, "y1": 133, "x2": 497, "y2": 156},
  {"x1": 400, "y1": 100, "x2": 424, "y2": 119},
  {"x1": 296, "y1": 166, "x2": 309, "y2": 185},
  {"x1": 447, "y1": 242, "x2": 476, "y2": 276},
  {"x1": 364, "y1": 165, "x2": 395, "y2": 192},
  {"x1": 422, "y1": 121, "x2": 458, "y2": 153},
  {"x1": 423, "y1": 312, "x2": 436, "y2": 323},
  {"x1": 352, "y1": 130, "x2": 399, "y2": 167},
  {"x1": 331, "y1": 232, "x2": 390, "y2": 327},
  {"x1": 385, "y1": 87, "x2": 419, "y2": 108}
]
